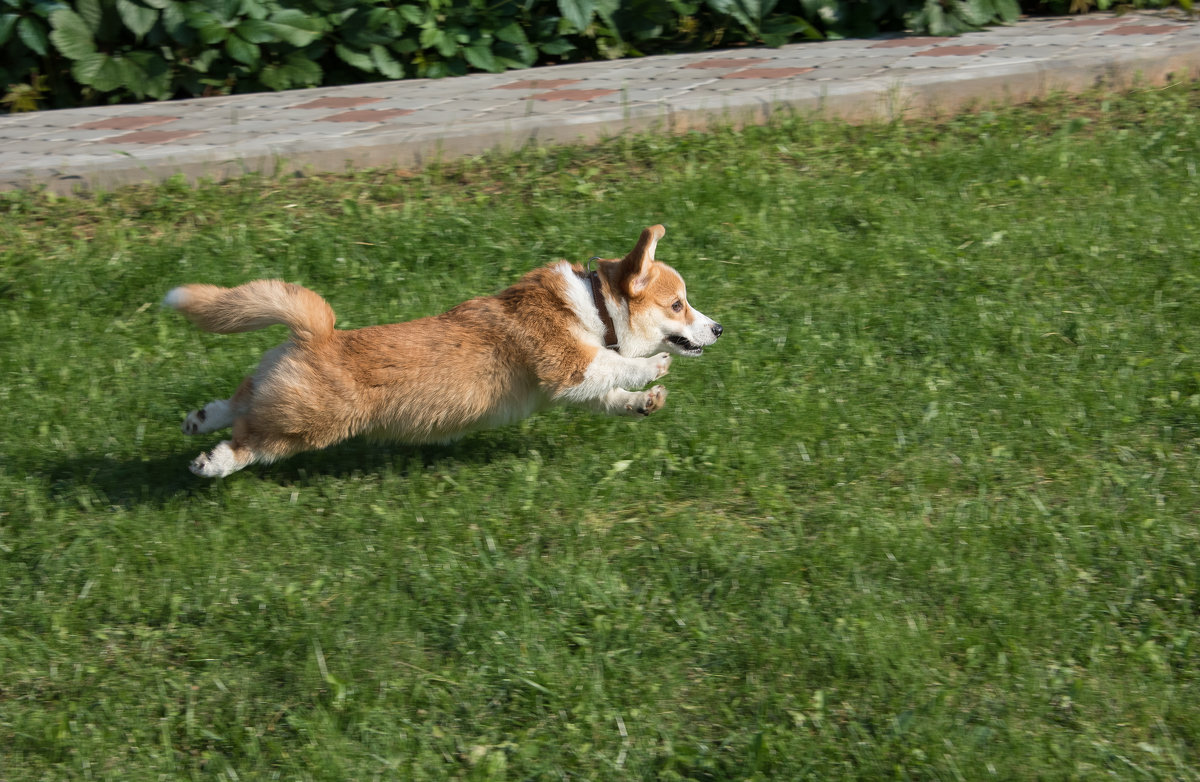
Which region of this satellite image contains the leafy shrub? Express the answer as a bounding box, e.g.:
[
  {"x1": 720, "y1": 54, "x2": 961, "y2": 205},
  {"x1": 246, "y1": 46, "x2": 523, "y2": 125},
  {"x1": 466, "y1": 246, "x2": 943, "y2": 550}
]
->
[{"x1": 0, "y1": 0, "x2": 1174, "y2": 110}]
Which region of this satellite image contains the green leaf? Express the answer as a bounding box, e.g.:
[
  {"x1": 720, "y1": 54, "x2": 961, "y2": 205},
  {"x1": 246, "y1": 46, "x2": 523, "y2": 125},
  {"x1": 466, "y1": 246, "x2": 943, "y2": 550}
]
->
[
  {"x1": 956, "y1": 0, "x2": 991, "y2": 26},
  {"x1": 370, "y1": 44, "x2": 403, "y2": 78},
  {"x1": 593, "y1": 0, "x2": 621, "y2": 40},
  {"x1": 161, "y1": 2, "x2": 194, "y2": 44},
  {"x1": 225, "y1": 32, "x2": 259, "y2": 65},
  {"x1": 258, "y1": 62, "x2": 287, "y2": 90},
  {"x1": 184, "y1": 8, "x2": 228, "y2": 44},
  {"x1": 235, "y1": 18, "x2": 275, "y2": 43},
  {"x1": 705, "y1": 0, "x2": 779, "y2": 36},
  {"x1": 241, "y1": 0, "x2": 267, "y2": 21},
  {"x1": 558, "y1": 0, "x2": 594, "y2": 32},
  {"x1": 365, "y1": 6, "x2": 391, "y2": 31},
  {"x1": 76, "y1": 0, "x2": 102, "y2": 32},
  {"x1": 283, "y1": 51, "x2": 320, "y2": 84},
  {"x1": 261, "y1": 50, "x2": 322, "y2": 89},
  {"x1": 114, "y1": 57, "x2": 147, "y2": 98},
  {"x1": 398, "y1": 4, "x2": 423, "y2": 24},
  {"x1": 993, "y1": 0, "x2": 1020, "y2": 21},
  {"x1": 116, "y1": 0, "x2": 159, "y2": 39},
  {"x1": 127, "y1": 49, "x2": 173, "y2": 98},
  {"x1": 496, "y1": 40, "x2": 536, "y2": 66},
  {"x1": 188, "y1": 47, "x2": 220, "y2": 73},
  {"x1": 17, "y1": 15, "x2": 48, "y2": 55},
  {"x1": 463, "y1": 40, "x2": 498, "y2": 72},
  {"x1": 48, "y1": 9, "x2": 95, "y2": 59},
  {"x1": 494, "y1": 22, "x2": 526, "y2": 44},
  {"x1": 266, "y1": 8, "x2": 322, "y2": 46},
  {"x1": 923, "y1": 0, "x2": 949, "y2": 35},
  {"x1": 72, "y1": 52, "x2": 124, "y2": 91},
  {"x1": 335, "y1": 43, "x2": 374, "y2": 71},
  {"x1": 760, "y1": 16, "x2": 817, "y2": 46},
  {"x1": 418, "y1": 25, "x2": 441, "y2": 49},
  {"x1": 0, "y1": 13, "x2": 17, "y2": 45},
  {"x1": 538, "y1": 38, "x2": 575, "y2": 56}
]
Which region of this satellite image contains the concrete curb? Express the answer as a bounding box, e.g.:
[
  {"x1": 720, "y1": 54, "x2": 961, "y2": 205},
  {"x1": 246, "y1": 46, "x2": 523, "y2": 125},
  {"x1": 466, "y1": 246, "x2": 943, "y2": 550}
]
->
[{"x1": 2, "y1": 14, "x2": 1197, "y2": 194}]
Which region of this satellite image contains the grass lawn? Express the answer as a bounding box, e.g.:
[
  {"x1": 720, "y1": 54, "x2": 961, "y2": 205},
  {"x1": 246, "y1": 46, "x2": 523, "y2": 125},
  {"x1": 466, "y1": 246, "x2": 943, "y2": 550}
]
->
[{"x1": 3, "y1": 81, "x2": 1200, "y2": 780}]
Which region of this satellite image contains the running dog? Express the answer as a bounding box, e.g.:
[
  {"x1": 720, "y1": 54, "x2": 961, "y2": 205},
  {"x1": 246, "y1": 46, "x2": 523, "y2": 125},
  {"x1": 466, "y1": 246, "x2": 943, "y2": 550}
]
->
[{"x1": 165, "y1": 225, "x2": 722, "y2": 477}]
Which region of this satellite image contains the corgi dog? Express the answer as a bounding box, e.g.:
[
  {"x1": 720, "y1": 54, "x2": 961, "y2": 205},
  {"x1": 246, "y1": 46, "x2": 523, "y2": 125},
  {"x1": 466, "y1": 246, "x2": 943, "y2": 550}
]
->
[{"x1": 164, "y1": 225, "x2": 723, "y2": 477}]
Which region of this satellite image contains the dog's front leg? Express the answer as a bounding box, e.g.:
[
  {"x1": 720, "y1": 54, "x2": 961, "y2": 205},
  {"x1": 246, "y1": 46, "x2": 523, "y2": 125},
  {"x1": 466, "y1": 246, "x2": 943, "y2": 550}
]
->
[
  {"x1": 554, "y1": 350, "x2": 671, "y2": 409},
  {"x1": 584, "y1": 386, "x2": 669, "y2": 417}
]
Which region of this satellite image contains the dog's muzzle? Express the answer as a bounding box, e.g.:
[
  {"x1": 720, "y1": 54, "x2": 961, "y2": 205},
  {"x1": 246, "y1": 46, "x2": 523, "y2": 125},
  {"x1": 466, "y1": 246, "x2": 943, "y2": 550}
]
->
[{"x1": 668, "y1": 322, "x2": 722, "y2": 355}]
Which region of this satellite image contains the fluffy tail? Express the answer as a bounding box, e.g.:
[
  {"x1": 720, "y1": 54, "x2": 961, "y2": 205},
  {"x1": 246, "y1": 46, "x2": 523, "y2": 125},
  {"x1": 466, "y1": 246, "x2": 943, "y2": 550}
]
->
[{"x1": 163, "y1": 280, "x2": 336, "y2": 344}]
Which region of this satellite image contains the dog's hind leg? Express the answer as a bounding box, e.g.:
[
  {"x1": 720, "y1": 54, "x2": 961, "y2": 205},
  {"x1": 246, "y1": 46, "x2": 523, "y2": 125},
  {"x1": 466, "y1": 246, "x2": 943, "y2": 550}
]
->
[
  {"x1": 189, "y1": 439, "x2": 256, "y2": 478},
  {"x1": 189, "y1": 413, "x2": 312, "y2": 478},
  {"x1": 182, "y1": 400, "x2": 234, "y2": 435},
  {"x1": 188, "y1": 414, "x2": 271, "y2": 478},
  {"x1": 182, "y1": 376, "x2": 254, "y2": 435}
]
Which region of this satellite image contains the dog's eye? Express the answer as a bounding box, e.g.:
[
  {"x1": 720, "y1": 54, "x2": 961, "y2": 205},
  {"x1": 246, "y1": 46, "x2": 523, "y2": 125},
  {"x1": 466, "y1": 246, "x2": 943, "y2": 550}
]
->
[{"x1": 671, "y1": 300, "x2": 684, "y2": 313}]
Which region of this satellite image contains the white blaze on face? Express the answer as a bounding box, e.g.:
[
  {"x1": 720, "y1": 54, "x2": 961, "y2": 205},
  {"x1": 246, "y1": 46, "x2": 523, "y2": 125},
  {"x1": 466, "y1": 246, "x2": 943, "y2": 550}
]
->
[
  {"x1": 681, "y1": 305, "x2": 721, "y2": 347},
  {"x1": 629, "y1": 263, "x2": 722, "y2": 356}
]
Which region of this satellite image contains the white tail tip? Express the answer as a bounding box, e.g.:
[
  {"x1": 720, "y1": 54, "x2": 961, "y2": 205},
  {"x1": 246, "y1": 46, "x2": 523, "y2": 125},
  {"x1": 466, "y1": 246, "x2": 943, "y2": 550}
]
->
[{"x1": 162, "y1": 287, "x2": 189, "y2": 310}]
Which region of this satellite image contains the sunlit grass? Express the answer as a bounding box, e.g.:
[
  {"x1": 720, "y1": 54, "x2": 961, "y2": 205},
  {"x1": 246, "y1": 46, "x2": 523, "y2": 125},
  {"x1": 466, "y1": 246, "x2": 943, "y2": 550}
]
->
[{"x1": 2, "y1": 83, "x2": 1200, "y2": 779}]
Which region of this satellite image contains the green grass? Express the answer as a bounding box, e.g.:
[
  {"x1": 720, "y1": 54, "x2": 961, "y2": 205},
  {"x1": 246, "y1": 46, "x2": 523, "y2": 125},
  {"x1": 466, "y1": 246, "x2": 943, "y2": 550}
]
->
[{"x1": 3, "y1": 82, "x2": 1200, "y2": 780}]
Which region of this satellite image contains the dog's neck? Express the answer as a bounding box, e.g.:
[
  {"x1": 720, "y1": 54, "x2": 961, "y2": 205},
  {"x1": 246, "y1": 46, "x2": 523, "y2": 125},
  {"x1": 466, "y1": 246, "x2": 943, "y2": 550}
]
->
[{"x1": 585, "y1": 270, "x2": 620, "y2": 351}]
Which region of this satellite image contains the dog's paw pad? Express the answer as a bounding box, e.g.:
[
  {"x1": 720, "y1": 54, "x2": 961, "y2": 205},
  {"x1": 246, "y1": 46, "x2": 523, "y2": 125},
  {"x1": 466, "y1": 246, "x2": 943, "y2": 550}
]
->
[
  {"x1": 629, "y1": 385, "x2": 668, "y2": 416},
  {"x1": 182, "y1": 409, "x2": 204, "y2": 435},
  {"x1": 189, "y1": 453, "x2": 210, "y2": 476},
  {"x1": 189, "y1": 442, "x2": 240, "y2": 478},
  {"x1": 645, "y1": 385, "x2": 667, "y2": 413}
]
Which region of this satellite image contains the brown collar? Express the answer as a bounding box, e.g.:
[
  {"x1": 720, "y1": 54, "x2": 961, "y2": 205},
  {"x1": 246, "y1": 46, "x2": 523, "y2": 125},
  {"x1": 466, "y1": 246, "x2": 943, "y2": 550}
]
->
[{"x1": 584, "y1": 269, "x2": 619, "y2": 351}]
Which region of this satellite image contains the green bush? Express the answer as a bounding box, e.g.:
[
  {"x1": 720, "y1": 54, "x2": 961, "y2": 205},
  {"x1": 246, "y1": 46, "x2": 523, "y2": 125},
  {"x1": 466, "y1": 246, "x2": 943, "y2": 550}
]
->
[{"x1": 0, "y1": 0, "x2": 1173, "y2": 109}]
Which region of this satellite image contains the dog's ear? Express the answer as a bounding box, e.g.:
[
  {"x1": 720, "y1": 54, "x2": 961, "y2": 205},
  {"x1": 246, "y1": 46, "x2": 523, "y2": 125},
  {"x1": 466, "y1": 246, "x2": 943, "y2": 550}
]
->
[{"x1": 618, "y1": 224, "x2": 665, "y2": 296}]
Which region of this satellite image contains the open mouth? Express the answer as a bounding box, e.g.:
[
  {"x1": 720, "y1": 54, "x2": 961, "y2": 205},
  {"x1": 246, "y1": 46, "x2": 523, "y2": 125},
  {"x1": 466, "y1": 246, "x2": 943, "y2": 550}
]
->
[{"x1": 667, "y1": 334, "x2": 704, "y2": 355}]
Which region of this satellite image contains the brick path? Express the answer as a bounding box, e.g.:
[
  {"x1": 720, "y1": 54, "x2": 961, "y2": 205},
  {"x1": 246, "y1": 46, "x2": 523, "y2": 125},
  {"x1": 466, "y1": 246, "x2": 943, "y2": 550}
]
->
[{"x1": 1, "y1": 13, "x2": 1197, "y2": 193}]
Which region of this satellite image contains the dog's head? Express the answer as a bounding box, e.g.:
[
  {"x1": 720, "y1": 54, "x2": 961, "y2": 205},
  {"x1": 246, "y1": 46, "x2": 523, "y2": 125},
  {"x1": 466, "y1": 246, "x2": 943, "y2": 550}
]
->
[{"x1": 610, "y1": 225, "x2": 722, "y2": 358}]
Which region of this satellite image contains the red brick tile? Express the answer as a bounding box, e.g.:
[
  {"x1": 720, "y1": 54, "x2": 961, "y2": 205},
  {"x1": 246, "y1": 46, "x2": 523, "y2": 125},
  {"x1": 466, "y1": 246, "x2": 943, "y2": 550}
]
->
[
  {"x1": 720, "y1": 67, "x2": 816, "y2": 79},
  {"x1": 869, "y1": 36, "x2": 951, "y2": 48},
  {"x1": 494, "y1": 78, "x2": 581, "y2": 89},
  {"x1": 107, "y1": 130, "x2": 202, "y2": 144},
  {"x1": 323, "y1": 108, "x2": 415, "y2": 122},
  {"x1": 684, "y1": 58, "x2": 770, "y2": 69},
  {"x1": 530, "y1": 89, "x2": 618, "y2": 101},
  {"x1": 1102, "y1": 24, "x2": 1181, "y2": 35},
  {"x1": 1054, "y1": 17, "x2": 1125, "y2": 26},
  {"x1": 76, "y1": 115, "x2": 178, "y2": 130},
  {"x1": 290, "y1": 97, "x2": 383, "y2": 110},
  {"x1": 913, "y1": 44, "x2": 999, "y2": 57}
]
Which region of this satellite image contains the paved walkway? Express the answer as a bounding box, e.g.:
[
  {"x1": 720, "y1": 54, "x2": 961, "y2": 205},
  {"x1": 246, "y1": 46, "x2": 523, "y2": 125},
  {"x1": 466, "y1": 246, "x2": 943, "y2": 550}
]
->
[{"x1": 2, "y1": 13, "x2": 1197, "y2": 193}]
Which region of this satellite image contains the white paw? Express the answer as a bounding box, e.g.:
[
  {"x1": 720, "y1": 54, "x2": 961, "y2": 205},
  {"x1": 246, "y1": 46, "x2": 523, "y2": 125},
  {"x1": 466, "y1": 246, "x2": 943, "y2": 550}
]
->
[
  {"x1": 649, "y1": 352, "x2": 672, "y2": 380},
  {"x1": 627, "y1": 385, "x2": 668, "y2": 416},
  {"x1": 189, "y1": 442, "x2": 240, "y2": 478},
  {"x1": 182, "y1": 409, "x2": 206, "y2": 435},
  {"x1": 182, "y1": 400, "x2": 231, "y2": 435}
]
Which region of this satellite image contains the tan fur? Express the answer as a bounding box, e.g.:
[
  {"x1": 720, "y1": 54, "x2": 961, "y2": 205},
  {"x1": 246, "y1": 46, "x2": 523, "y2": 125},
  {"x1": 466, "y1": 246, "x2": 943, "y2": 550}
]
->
[
  {"x1": 167, "y1": 280, "x2": 335, "y2": 343},
  {"x1": 166, "y1": 225, "x2": 722, "y2": 477}
]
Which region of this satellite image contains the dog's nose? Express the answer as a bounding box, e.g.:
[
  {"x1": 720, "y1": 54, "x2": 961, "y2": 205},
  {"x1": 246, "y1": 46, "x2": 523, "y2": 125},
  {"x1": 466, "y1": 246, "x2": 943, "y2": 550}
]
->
[{"x1": 712, "y1": 323, "x2": 723, "y2": 338}]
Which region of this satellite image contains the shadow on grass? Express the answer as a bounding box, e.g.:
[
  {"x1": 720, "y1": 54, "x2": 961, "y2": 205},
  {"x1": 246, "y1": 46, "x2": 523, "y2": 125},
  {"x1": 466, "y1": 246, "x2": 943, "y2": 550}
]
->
[{"x1": 41, "y1": 427, "x2": 554, "y2": 510}]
